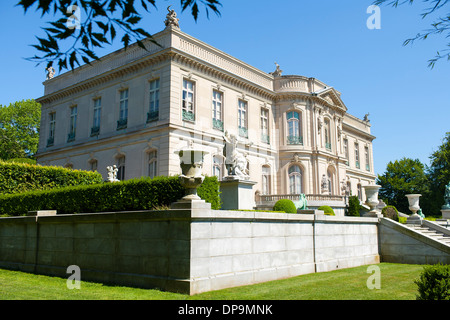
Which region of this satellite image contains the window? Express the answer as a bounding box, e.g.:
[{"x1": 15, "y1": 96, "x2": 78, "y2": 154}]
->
[
  {"x1": 91, "y1": 98, "x2": 101, "y2": 136},
  {"x1": 261, "y1": 108, "x2": 269, "y2": 144},
  {"x1": 148, "y1": 150, "x2": 157, "y2": 178},
  {"x1": 327, "y1": 169, "x2": 334, "y2": 195},
  {"x1": 148, "y1": 79, "x2": 160, "y2": 122},
  {"x1": 324, "y1": 119, "x2": 331, "y2": 150},
  {"x1": 343, "y1": 138, "x2": 349, "y2": 165},
  {"x1": 238, "y1": 99, "x2": 248, "y2": 138},
  {"x1": 355, "y1": 143, "x2": 360, "y2": 169},
  {"x1": 262, "y1": 165, "x2": 271, "y2": 195},
  {"x1": 117, "y1": 89, "x2": 128, "y2": 130},
  {"x1": 357, "y1": 183, "x2": 362, "y2": 201},
  {"x1": 90, "y1": 159, "x2": 98, "y2": 172},
  {"x1": 117, "y1": 156, "x2": 125, "y2": 181},
  {"x1": 287, "y1": 111, "x2": 302, "y2": 145},
  {"x1": 213, "y1": 156, "x2": 222, "y2": 180},
  {"x1": 289, "y1": 165, "x2": 302, "y2": 194},
  {"x1": 212, "y1": 90, "x2": 223, "y2": 131},
  {"x1": 182, "y1": 79, "x2": 195, "y2": 121},
  {"x1": 48, "y1": 112, "x2": 56, "y2": 146},
  {"x1": 365, "y1": 146, "x2": 370, "y2": 171},
  {"x1": 68, "y1": 106, "x2": 77, "y2": 142}
]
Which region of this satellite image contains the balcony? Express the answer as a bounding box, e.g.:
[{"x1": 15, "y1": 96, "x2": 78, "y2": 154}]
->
[
  {"x1": 212, "y1": 118, "x2": 224, "y2": 132},
  {"x1": 356, "y1": 161, "x2": 360, "y2": 169},
  {"x1": 261, "y1": 134, "x2": 270, "y2": 144},
  {"x1": 67, "y1": 132, "x2": 76, "y2": 143},
  {"x1": 325, "y1": 142, "x2": 332, "y2": 150},
  {"x1": 182, "y1": 110, "x2": 195, "y2": 122},
  {"x1": 117, "y1": 118, "x2": 128, "y2": 130},
  {"x1": 239, "y1": 126, "x2": 248, "y2": 138},
  {"x1": 90, "y1": 126, "x2": 100, "y2": 136},
  {"x1": 287, "y1": 135, "x2": 303, "y2": 145},
  {"x1": 147, "y1": 111, "x2": 159, "y2": 123},
  {"x1": 366, "y1": 164, "x2": 370, "y2": 171}
]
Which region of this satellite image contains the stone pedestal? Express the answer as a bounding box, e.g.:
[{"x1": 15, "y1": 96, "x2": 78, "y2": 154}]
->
[
  {"x1": 441, "y1": 209, "x2": 450, "y2": 220},
  {"x1": 220, "y1": 179, "x2": 257, "y2": 210}
]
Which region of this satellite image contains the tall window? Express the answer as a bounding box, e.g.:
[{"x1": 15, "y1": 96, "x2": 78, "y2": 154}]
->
[
  {"x1": 148, "y1": 79, "x2": 160, "y2": 122},
  {"x1": 261, "y1": 108, "x2": 269, "y2": 144},
  {"x1": 327, "y1": 169, "x2": 334, "y2": 195},
  {"x1": 182, "y1": 79, "x2": 195, "y2": 121},
  {"x1": 262, "y1": 165, "x2": 271, "y2": 195},
  {"x1": 68, "y1": 106, "x2": 77, "y2": 142},
  {"x1": 289, "y1": 165, "x2": 302, "y2": 194},
  {"x1": 365, "y1": 146, "x2": 370, "y2": 171},
  {"x1": 355, "y1": 143, "x2": 360, "y2": 168},
  {"x1": 213, "y1": 156, "x2": 222, "y2": 180},
  {"x1": 118, "y1": 89, "x2": 128, "y2": 130},
  {"x1": 343, "y1": 138, "x2": 349, "y2": 165},
  {"x1": 92, "y1": 98, "x2": 101, "y2": 136},
  {"x1": 117, "y1": 156, "x2": 126, "y2": 181},
  {"x1": 357, "y1": 183, "x2": 362, "y2": 201},
  {"x1": 324, "y1": 119, "x2": 331, "y2": 150},
  {"x1": 148, "y1": 150, "x2": 157, "y2": 178},
  {"x1": 90, "y1": 159, "x2": 98, "y2": 172},
  {"x1": 212, "y1": 90, "x2": 223, "y2": 131},
  {"x1": 238, "y1": 99, "x2": 248, "y2": 138},
  {"x1": 287, "y1": 111, "x2": 302, "y2": 145},
  {"x1": 48, "y1": 112, "x2": 56, "y2": 146}
]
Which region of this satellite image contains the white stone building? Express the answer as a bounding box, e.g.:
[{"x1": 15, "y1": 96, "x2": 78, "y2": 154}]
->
[{"x1": 36, "y1": 14, "x2": 376, "y2": 211}]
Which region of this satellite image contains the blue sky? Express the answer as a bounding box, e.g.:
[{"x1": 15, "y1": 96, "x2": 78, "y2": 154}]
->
[{"x1": 0, "y1": 0, "x2": 449, "y2": 176}]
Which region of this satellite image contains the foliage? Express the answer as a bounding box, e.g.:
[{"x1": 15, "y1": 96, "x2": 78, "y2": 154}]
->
[
  {"x1": 427, "y1": 132, "x2": 450, "y2": 214},
  {"x1": 16, "y1": 0, "x2": 222, "y2": 71},
  {"x1": 376, "y1": 158, "x2": 430, "y2": 214},
  {"x1": 0, "y1": 160, "x2": 103, "y2": 195},
  {"x1": 197, "y1": 175, "x2": 221, "y2": 210},
  {"x1": 415, "y1": 264, "x2": 450, "y2": 300},
  {"x1": 0, "y1": 176, "x2": 220, "y2": 216},
  {"x1": 273, "y1": 199, "x2": 297, "y2": 214},
  {"x1": 381, "y1": 205, "x2": 399, "y2": 221},
  {"x1": 0, "y1": 99, "x2": 41, "y2": 160},
  {"x1": 347, "y1": 195, "x2": 361, "y2": 217},
  {"x1": 318, "y1": 205, "x2": 335, "y2": 216},
  {"x1": 373, "y1": 0, "x2": 450, "y2": 68}
]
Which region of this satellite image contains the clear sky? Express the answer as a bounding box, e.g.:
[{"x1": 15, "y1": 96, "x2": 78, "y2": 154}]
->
[{"x1": 0, "y1": 0, "x2": 449, "y2": 176}]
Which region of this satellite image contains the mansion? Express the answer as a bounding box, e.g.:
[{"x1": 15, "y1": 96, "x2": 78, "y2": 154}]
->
[{"x1": 35, "y1": 12, "x2": 377, "y2": 209}]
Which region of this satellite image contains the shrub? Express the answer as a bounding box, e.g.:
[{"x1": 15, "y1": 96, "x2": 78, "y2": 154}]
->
[
  {"x1": 381, "y1": 205, "x2": 399, "y2": 221},
  {"x1": 318, "y1": 205, "x2": 335, "y2": 216},
  {"x1": 0, "y1": 176, "x2": 220, "y2": 216},
  {"x1": 347, "y1": 195, "x2": 361, "y2": 217},
  {"x1": 197, "y1": 175, "x2": 221, "y2": 210},
  {"x1": 0, "y1": 160, "x2": 103, "y2": 195},
  {"x1": 415, "y1": 264, "x2": 450, "y2": 300},
  {"x1": 273, "y1": 199, "x2": 297, "y2": 214}
]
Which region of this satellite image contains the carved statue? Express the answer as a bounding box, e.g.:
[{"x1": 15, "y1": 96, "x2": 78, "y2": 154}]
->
[
  {"x1": 223, "y1": 131, "x2": 250, "y2": 180},
  {"x1": 107, "y1": 165, "x2": 119, "y2": 183},
  {"x1": 164, "y1": 6, "x2": 180, "y2": 28},
  {"x1": 321, "y1": 174, "x2": 329, "y2": 193},
  {"x1": 443, "y1": 182, "x2": 450, "y2": 209},
  {"x1": 270, "y1": 62, "x2": 283, "y2": 77},
  {"x1": 46, "y1": 65, "x2": 55, "y2": 80},
  {"x1": 363, "y1": 113, "x2": 370, "y2": 122}
]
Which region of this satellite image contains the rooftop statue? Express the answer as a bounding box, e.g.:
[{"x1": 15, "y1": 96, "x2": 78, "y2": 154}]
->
[
  {"x1": 46, "y1": 65, "x2": 55, "y2": 80},
  {"x1": 165, "y1": 6, "x2": 180, "y2": 29}
]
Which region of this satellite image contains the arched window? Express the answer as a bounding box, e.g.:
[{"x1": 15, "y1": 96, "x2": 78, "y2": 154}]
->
[
  {"x1": 327, "y1": 168, "x2": 335, "y2": 195},
  {"x1": 289, "y1": 165, "x2": 302, "y2": 194},
  {"x1": 262, "y1": 165, "x2": 271, "y2": 195},
  {"x1": 117, "y1": 155, "x2": 126, "y2": 181},
  {"x1": 287, "y1": 111, "x2": 302, "y2": 145}
]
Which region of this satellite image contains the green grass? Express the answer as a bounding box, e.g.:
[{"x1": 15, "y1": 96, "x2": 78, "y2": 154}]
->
[{"x1": 0, "y1": 263, "x2": 425, "y2": 300}]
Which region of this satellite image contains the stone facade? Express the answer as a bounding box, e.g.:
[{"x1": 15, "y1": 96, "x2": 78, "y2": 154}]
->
[{"x1": 36, "y1": 20, "x2": 376, "y2": 204}]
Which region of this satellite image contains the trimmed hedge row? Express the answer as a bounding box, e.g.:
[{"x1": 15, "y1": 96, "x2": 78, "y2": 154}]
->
[
  {"x1": 0, "y1": 161, "x2": 103, "y2": 195},
  {"x1": 0, "y1": 176, "x2": 221, "y2": 216}
]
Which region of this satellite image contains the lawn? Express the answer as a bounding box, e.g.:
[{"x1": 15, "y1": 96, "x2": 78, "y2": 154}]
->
[{"x1": 0, "y1": 263, "x2": 425, "y2": 300}]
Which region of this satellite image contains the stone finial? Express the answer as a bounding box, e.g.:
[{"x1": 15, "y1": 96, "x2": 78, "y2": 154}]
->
[{"x1": 164, "y1": 6, "x2": 180, "y2": 29}]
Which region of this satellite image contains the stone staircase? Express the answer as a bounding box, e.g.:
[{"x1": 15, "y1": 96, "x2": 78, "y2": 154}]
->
[{"x1": 407, "y1": 220, "x2": 450, "y2": 246}]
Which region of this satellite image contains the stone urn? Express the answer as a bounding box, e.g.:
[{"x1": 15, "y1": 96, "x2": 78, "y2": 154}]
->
[
  {"x1": 175, "y1": 147, "x2": 209, "y2": 201},
  {"x1": 363, "y1": 185, "x2": 381, "y2": 217},
  {"x1": 406, "y1": 194, "x2": 422, "y2": 218}
]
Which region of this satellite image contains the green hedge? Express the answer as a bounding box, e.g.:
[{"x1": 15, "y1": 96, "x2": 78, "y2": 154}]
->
[
  {"x1": 0, "y1": 161, "x2": 103, "y2": 195},
  {"x1": 273, "y1": 199, "x2": 297, "y2": 214},
  {"x1": 415, "y1": 264, "x2": 450, "y2": 300},
  {"x1": 0, "y1": 175, "x2": 220, "y2": 216},
  {"x1": 318, "y1": 205, "x2": 335, "y2": 216}
]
